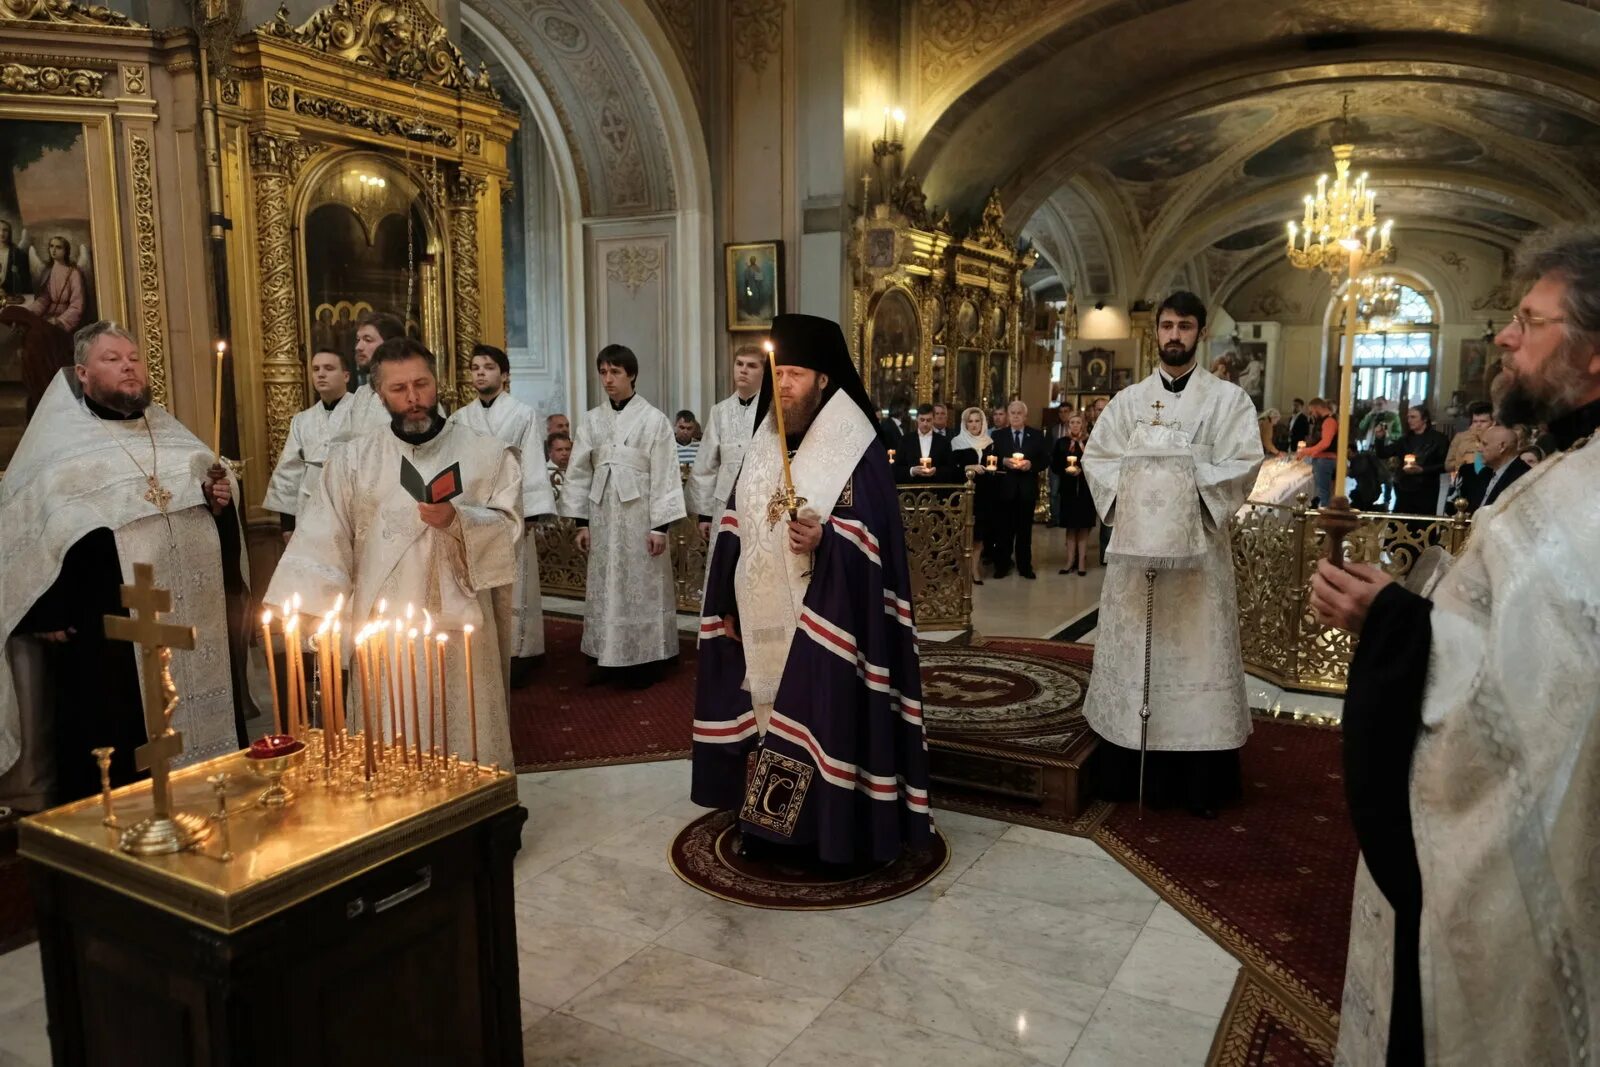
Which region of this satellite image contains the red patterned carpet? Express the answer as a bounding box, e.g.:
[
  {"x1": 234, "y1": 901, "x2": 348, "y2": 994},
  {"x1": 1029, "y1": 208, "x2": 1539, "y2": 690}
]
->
[
  {"x1": 1093, "y1": 716, "x2": 1355, "y2": 1063},
  {"x1": 510, "y1": 617, "x2": 697, "y2": 772}
]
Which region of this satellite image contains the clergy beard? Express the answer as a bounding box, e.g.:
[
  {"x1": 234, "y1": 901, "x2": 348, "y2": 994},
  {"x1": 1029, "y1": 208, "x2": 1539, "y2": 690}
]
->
[
  {"x1": 89, "y1": 382, "x2": 152, "y2": 415},
  {"x1": 780, "y1": 383, "x2": 824, "y2": 437},
  {"x1": 1159, "y1": 340, "x2": 1197, "y2": 368},
  {"x1": 1492, "y1": 340, "x2": 1592, "y2": 426},
  {"x1": 392, "y1": 409, "x2": 440, "y2": 436}
]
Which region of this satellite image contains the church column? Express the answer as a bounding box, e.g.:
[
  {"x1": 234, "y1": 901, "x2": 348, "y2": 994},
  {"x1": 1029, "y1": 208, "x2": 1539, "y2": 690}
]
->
[
  {"x1": 448, "y1": 168, "x2": 489, "y2": 409},
  {"x1": 249, "y1": 130, "x2": 315, "y2": 464},
  {"x1": 1130, "y1": 304, "x2": 1157, "y2": 380}
]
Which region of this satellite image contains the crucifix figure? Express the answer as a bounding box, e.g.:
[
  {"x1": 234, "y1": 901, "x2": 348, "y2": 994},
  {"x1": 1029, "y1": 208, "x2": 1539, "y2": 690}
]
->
[{"x1": 103, "y1": 562, "x2": 212, "y2": 855}]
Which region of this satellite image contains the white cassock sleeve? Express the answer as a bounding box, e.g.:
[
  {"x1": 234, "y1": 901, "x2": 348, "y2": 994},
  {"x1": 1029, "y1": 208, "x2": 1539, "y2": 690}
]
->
[
  {"x1": 685, "y1": 404, "x2": 722, "y2": 518},
  {"x1": 1195, "y1": 390, "x2": 1266, "y2": 529},
  {"x1": 648, "y1": 416, "x2": 688, "y2": 529},
  {"x1": 264, "y1": 443, "x2": 358, "y2": 610},
  {"x1": 262, "y1": 413, "x2": 307, "y2": 515},
  {"x1": 517, "y1": 408, "x2": 557, "y2": 519},
  {"x1": 1082, "y1": 399, "x2": 1131, "y2": 525},
  {"x1": 445, "y1": 446, "x2": 524, "y2": 593},
  {"x1": 559, "y1": 415, "x2": 595, "y2": 522}
]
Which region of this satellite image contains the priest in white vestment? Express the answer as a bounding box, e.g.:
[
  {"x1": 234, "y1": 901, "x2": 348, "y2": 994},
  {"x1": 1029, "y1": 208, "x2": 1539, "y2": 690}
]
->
[
  {"x1": 0, "y1": 322, "x2": 245, "y2": 809},
  {"x1": 1082, "y1": 291, "x2": 1263, "y2": 816},
  {"x1": 449, "y1": 344, "x2": 556, "y2": 683},
  {"x1": 1312, "y1": 226, "x2": 1600, "y2": 1066},
  {"x1": 342, "y1": 309, "x2": 408, "y2": 437},
  {"x1": 687, "y1": 343, "x2": 763, "y2": 538},
  {"x1": 561, "y1": 344, "x2": 686, "y2": 688},
  {"x1": 266, "y1": 338, "x2": 523, "y2": 769},
  {"x1": 262, "y1": 348, "x2": 354, "y2": 542}
]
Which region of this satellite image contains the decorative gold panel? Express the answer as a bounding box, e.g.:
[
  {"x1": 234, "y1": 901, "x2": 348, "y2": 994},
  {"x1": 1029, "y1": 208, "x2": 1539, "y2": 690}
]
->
[
  {"x1": 127, "y1": 133, "x2": 168, "y2": 409},
  {"x1": 539, "y1": 473, "x2": 976, "y2": 631},
  {"x1": 258, "y1": 0, "x2": 495, "y2": 96},
  {"x1": 1231, "y1": 497, "x2": 1472, "y2": 694},
  {"x1": 0, "y1": 62, "x2": 104, "y2": 96},
  {"x1": 0, "y1": 0, "x2": 132, "y2": 26}
]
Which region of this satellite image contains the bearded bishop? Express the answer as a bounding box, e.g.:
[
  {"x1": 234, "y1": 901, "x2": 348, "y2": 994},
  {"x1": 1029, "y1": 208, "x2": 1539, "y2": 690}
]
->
[
  {"x1": 266, "y1": 338, "x2": 523, "y2": 768},
  {"x1": 449, "y1": 344, "x2": 556, "y2": 679},
  {"x1": 1315, "y1": 229, "x2": 1600, "y2": 1066},
  {"x1": 1081, "y1": 292, "x2": 1263, "y2": 815},
  {"x1": 686, "y1": 344, "x2": 764, "y2": 533},
  {"x1": 691, "y1": 314, "x2": 931, "y2": 864},
  {"x1": 560, "y1": 345, "x2": 685, "y2": 687},
  {"x1": 0, "y1": 323, "x2": 246, "y2": 810},
  {"x1": 262, "y1": 349, "x2": 354, "y2": 539}
]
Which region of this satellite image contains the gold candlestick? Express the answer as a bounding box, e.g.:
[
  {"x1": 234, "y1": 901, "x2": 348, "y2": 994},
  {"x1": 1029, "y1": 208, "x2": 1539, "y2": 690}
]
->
[
  {"x1": 463, "y1": 623, "x2": 477, "y2": 767},
  {"x1": 92, "y1": 746, "x2": 116, "y2": 827},
  {"x1": 207, "y1": 772, "x2": 233, "y2": 862}
]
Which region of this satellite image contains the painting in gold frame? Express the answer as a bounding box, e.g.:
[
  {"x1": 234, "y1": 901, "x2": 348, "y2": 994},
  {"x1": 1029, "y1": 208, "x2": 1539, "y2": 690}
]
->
[{"x1": 725, "y1": 240, "x2": 781, "y2": 332}]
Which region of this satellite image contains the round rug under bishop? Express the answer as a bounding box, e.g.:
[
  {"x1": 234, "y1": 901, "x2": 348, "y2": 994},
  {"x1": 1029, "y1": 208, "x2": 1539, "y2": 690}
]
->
[{"x1": 669, "y1": 809, "x2": 949, "y2": 910}]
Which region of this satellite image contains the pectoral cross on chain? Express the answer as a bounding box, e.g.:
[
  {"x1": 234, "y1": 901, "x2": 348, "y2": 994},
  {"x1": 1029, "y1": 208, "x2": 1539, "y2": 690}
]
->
[
  {"x1": 1150, "y1": 400, "x2": 1167, "y2": 426},
  {"x1": 102, "y1": 563, "x2": 196, "y2": 823},
  {"x1": 143, "y1": 476, "x2": 172, "y2": 514}
]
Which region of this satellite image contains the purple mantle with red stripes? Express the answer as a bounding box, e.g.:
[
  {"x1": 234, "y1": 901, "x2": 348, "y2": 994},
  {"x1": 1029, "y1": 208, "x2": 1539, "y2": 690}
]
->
[{"x1": 690, "y1": 439, "x2": 933, "y2": 864}]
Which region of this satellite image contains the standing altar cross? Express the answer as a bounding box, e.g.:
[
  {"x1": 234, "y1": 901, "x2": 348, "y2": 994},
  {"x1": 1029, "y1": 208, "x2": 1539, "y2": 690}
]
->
[{"x1": 103, "y1": 563, "x2": 212, "y2": 855}]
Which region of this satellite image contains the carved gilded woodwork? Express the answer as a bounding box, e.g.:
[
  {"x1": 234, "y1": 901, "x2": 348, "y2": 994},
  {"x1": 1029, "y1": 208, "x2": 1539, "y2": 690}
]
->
[
  {"x1": 259, "y1": 0, "x2": 495, "y2": 97},
  {"x1": 0, "y1": 62, "x2": 104, "y2": 96},
  {"x1": 292, "y1": 91, "x2": 457, "y2": 146},
  {"x1": 851, "y1": 185, "x2": 1031, "y2": 413},
  {"x1": 250, "y1": 130, "x2": 319, "y2": 464},
  {"x1": 0, "y1": 0, "x2": 132, "y2": 26},
  {"x1": 1230, "y1": 496, "x2": 1471, "y2": 693},
  {"x1": 446, "y1": 168, "x2": 487, "y2": 409},
  {"x1": 539, "y1": 474, "x2": 977, "y2": 630},
  {"x1": 128, "y1": 133, "x2": 169, "y2": 409}
]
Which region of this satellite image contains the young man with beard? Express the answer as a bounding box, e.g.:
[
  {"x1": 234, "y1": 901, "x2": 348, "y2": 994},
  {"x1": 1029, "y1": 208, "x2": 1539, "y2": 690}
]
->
[
  {"x1": 0, "y1": 322, "x2": 247, "y2": 809},
  {"x1": 1311, "y1": 225, "x2": 1600, "y2": 1066},
  {"x1": 263, "y1": 348, "x2": 354, "y2": 543},
  {"x1": 691, "y1": 314, "x2": 931, "y2": 866},
  {"x1": 450, "y1": 344, "x2": 557, "y2": 685},
  {"x1": 561, "y1": 345, "x2": 686, "y2": 689},
  {"x1": 267, "y1": 338, "x2": 523, "y2": 767},
  {"x1": 1081, "y1": 291, "x2": 1264, "y2": 817},
  {"x1": 345, "y1": 310, "x2": 407, "y2": 435},
  {"x1": 688, "y1": 344, "x2": 764, "y2": 538}
]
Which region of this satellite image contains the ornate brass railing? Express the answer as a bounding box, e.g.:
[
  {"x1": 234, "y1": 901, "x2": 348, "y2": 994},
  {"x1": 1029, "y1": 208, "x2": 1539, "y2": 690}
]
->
[
  {"x1": 536, "y1": 473, "x2": 975, "y2": 630},
  {"x1": 1230, "y1": 495, "x2": 1472, "y2": 694}
]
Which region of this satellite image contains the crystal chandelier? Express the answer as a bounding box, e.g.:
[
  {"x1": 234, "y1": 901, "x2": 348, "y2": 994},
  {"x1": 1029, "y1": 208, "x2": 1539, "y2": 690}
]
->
[{"x1": 1285, "y1": 143, "x2": 1393, "y2": 275}]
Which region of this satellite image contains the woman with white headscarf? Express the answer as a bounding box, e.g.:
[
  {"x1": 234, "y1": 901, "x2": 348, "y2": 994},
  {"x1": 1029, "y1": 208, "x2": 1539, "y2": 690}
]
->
[{"x1": 950, "y1": 406, "x2": 997, "y2": 584}]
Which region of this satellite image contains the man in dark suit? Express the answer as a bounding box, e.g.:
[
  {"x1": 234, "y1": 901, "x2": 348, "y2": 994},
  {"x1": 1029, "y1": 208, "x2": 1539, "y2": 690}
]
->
[
  {"x1": 879, "y1": 397, "x2": 911, "y2": 453},
  {"x1": 893, "y1": 403, "x2": 956, "y2": 483},
  {"x1": 990, "y1": 400, "x2": 1050, "y2": 578},
  {"x1": 1287, "y1": 398, "x2": 1310, "y2": 451},
  {"x1": 1456, "y1": 424, "x2": 1531, "y2": 512}
]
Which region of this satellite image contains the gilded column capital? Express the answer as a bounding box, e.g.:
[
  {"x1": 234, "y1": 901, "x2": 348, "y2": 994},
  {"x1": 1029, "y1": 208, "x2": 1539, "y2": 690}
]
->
[
  {"x1": 247, "y1": 130, "x2": 316, "y2": 182},
  {"x1": 447, "y1": 169, "x2": 489, "y2": 207}
]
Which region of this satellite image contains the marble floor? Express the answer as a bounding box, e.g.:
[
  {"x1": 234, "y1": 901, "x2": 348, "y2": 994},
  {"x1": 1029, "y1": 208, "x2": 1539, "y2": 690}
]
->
[{"x1": 0, "y1": 758, "x2": 1241, "y2": 1067}]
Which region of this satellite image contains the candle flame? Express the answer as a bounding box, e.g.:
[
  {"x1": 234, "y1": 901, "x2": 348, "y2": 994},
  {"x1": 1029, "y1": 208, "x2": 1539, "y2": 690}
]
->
[
  {"x1": 405, "y1": 603, "x2": 414, "y2": 621},
  {"x1": 423, "y1": 609, "x2": 433, "y2": 636},
  {"x1": 316, "y1": 617, "x2": 330, "y2": 636},
  {"x1": 261, "y1": 609, "x2": 272, "y2": 624},
  {"x1": 436, "y1": 632, "x2": 448, "y2": 645},
  {"x1": 332, "y1": 619, "x2": 341, "y2": 635},
  {"x1": 377, "y1": 598, "x2": 388, "y2": 614},
  {"x1": 216, "y1": 341, "x2": 226, "y2": 355},
  {"x1": 762, "y1": 340, "x2": 774, "y2": 354},
  {"x1": 332, "y1": 593, "x2": 344, "y2": 614},
  {"x1": 463, "y1": 623, "x2": 474, "y2": 635},
  {"x1": 407, "y1": 628, "x2": 418, "y2": 639}
]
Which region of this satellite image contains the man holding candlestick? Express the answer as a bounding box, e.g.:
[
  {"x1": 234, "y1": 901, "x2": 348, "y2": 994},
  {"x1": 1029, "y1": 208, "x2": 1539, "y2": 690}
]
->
[
  {"x1": 561, "y1": 344, "x2": 686, "y2": 689},
  {"x1": 0, "y1": 321, "x2": 247, "y2": 809},
  {"x1": 449, "y1": 343, "x2": 556, "y2": 685},
  {"x1": 265, "y1": 337, "x2": 523, "y2": 768},
  {"x1": 891, "y1": 403, "x2": 956, "y2": 484},
  {"x1": 691, "y1": 313, "x2": 932, "y2": 866},
  {"x1": 262, "y1": 348, "x2": 354, "y2": 543},
  {"x1": 1081, "y1": 291, "x2": 1263, "y2": 817}
]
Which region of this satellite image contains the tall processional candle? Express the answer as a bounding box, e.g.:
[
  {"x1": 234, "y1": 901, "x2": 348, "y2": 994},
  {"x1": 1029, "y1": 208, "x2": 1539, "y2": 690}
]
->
[
  {"x1": 316, "y1": 618, "x2": 332, "y2": 774},
  {"x1": 284, "y1": 613, "x2": 301, "y2": 735},
  {"x1": 389, "y1": 619, "x2": 406, "y2": 752},
  {"x1": 435, "y1": 633, "x2": 449, "y2": 762},
  {"x1": 331, "y1": 619, "x2": 345, "y2": 755},
  {"x1": 355, "y1": 629, "x2": 375, "y2": 780},
  {"x1": 211, "y1": 342, "x2": 226, "y2": 458},
  {"x1": 260, "y1": 610, "x2": 282, "y2": 736},
  {"x1": 463, "y1": 623, "x2": 477, "y2": 766}
]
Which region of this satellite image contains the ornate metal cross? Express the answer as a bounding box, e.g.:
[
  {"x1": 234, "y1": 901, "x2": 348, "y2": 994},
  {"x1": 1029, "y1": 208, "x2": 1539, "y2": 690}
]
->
[
  {"x1": 103, "y1": 563, "x2": 196, "y2": 826},
  {"x1": 1150, "y1": 399, "x2": 1166, "y2": 425}
]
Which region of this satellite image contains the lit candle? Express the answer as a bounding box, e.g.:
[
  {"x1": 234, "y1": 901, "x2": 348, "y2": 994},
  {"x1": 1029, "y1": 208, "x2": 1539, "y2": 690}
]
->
[
  {"x1": 887, "y1": 448, "x2": 896, "y2": 464},
  {"x1": 463, "y1": 623, "x2": 478, "y2": 766},
  {"x1": 986, "y1": 454, "x2": 997, "y2": 470},
  {"x1": 1404, "y1": 453, "x2": 1417, "y2": 468},
  {"x1": 919, "y1": 455, "x2": 932, "y2": 470},
  {"x1": 1302, "y1": 195, "x2": 1313, "y2": 231},
  {"x1": 211, "y1": 342, "x2": 226, "y2": 458},
  {"x1": 260, "y1": 610, "x2": 281, "y2": 736},
  {"x1": 356, "y1": 629, "x2": 375, "y2": 781},
  {"x1": 407, "y1": 627, "x2": 422, "y2": 771},
  {"x1": 390, "y1": 620, "x2": 406, "y2": 755},
  {"x1": 284, "y1": 613, "x2": 301, "y2": 735},
  {"x1": 316, "y1": 618, "x2": 332, "y2": 774},
  {"x1": 1286, "y1": 221, "x2": 1297, "y2": 250},
  {"x1": 423, "y1": 612, "x2": 435, "y2": 760},
  {"x1": 436, "y1": 633, "x2": 449, "y2": 765},
  {"x1": 331, "y1": 619, "x2": 344, "y2": 755}
]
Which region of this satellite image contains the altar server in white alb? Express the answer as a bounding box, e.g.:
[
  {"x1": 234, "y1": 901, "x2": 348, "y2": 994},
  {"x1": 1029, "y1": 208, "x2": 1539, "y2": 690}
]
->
[
  {"x1": 1081, "y1": 291, "x2": 1263, "y2": 816},
  {"x1": 344, "y1": 310, "x2": 407, "y2": 436},
  {"x1": 449, "y1": 343, "x2": 556, "y2": 686},
  {"x1": 262, "y1": 348, "x2": 355, "y2": 542},
  {"x1": 561, "y1": 344, "x2": 686, "y2": 689},
  {"x1": 687, "y1": 341, "x2": 764, "y2": 537},
  {"x1": 266, "y1": 337, "x2": 523, "y2": 768}
]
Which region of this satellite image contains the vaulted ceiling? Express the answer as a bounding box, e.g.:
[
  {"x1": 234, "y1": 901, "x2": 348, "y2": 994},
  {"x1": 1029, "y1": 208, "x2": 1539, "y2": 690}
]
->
[{"x1": 902, "y1": 0, "x2": 1600, "y2": 308}]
